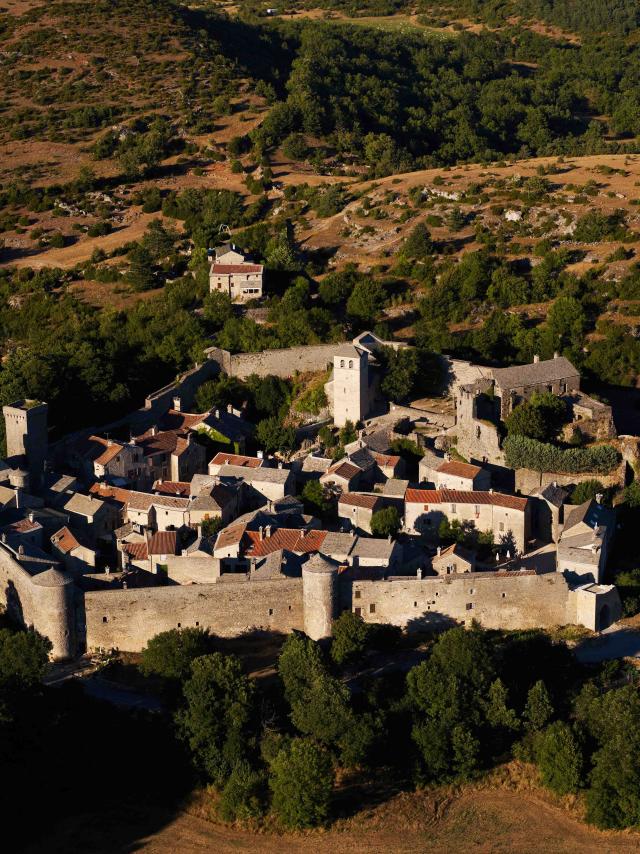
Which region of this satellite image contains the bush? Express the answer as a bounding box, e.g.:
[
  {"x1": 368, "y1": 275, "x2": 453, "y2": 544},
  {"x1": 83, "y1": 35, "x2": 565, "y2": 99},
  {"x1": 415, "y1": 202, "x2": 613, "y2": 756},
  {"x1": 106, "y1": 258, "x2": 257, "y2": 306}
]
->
[
  {"x1": 219, "y1": 761, "x2": 266, "y2": 821},
  {"x1": 370, "y1": 506, "x2": 400, "y2": 539},
  {"x1": 535, "y1": 721, "x2": 583, "y2": 795},
  {"x1": 331, "y1": 611, "x2": 371, "y2": 666},
  {"x1": 140, "y1": 627, "x2": 213, "y2": 682},
  {"x1": 269, "y1": 738, "x2": 334, "y2": 829},
  {"x1": 570, "y1": 479, "x2": 605, "y2": 505},
  {"x1": 503, "y1": 436, "x2": 619, "y2": 474}
]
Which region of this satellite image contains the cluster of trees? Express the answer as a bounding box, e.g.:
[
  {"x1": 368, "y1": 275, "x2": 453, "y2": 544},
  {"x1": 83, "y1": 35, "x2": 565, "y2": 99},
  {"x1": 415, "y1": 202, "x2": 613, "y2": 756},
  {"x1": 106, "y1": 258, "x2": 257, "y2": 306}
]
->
[
  {"x1": 503, "y1": 435, "x2": 619, "y2": 474},
  {"x1": 505, "y1": 392, "x2": 568, "y2": 443},
  {"x1": 137, "y1": 621, "x2": 640, "y2": 832}
]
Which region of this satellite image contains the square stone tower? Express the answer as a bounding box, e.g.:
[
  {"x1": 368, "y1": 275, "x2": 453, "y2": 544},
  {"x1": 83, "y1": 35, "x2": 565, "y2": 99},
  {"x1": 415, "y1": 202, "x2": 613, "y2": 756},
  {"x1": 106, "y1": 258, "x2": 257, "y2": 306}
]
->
[
  {"x1": 332, "y1": 345, "x2": 368, "y2": 427},
  {"x1": 3, "y1": 399, "x2": 48, "y2": 490}
]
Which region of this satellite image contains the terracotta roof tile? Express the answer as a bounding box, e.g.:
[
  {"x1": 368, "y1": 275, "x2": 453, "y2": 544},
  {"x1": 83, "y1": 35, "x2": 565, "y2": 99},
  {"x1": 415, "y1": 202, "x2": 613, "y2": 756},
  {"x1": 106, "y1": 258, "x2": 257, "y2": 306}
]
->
[
  {"x1": 122, "y1": 541, "x2": 148, "y2": 561},
  {"x1": 372, "y1": 452, "x2": 401, "y2": 468},
  {"x1": 215, "y1": 522, "x2": 247, "y2": 550},
  {"x1": 245, "y1": 528, "x2": 327, "y2": 557},
  {"x1": 148, "y1": 530, "x2": 178, "y2": 555},
  {"x1": 437, "y1": 460, "x2": 482, "y2": 479},
  {"x1": 338, "y1": 493, "x2": 381, "y2": 510},
  {"x1": 405, "y1": 488, "x2": 528, "y2": 511},
  {"x1": 51, "y1": 526, "x2": 80, "y2": 554},
  {"x1": 152, "y1": 480, "x2": 191, "y2": 497},
  {"x1": 210, "y1": 452, "x2": 263, "y2": 469},
  {"x1": 323, "y1": 461, "x2": 361, "y2": 481}
]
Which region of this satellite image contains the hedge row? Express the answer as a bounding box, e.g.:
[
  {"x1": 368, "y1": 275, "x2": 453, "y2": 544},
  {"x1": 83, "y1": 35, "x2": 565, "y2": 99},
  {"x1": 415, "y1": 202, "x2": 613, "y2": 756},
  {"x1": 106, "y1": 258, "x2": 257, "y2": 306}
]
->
[{"x1": 503, "y1": 436, "x2": 619, "y2": 474}]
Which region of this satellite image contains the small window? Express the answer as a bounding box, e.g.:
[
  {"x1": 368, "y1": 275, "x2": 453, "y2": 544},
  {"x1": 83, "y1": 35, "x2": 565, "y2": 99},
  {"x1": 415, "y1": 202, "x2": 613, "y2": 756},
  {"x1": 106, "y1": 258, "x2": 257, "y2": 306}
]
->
[
  {"x1": 469, "y1": 588, "x2": 474, "y2": 595},
  {"x1": 451, "y1": 504, "x2": 456, "y2": 513},
  {"x1": 355, "y1": 590, "x2": 361, "y2": 599},
  {"x1": 195, "y1": 621, "x2": 199, "y2": 626},
  {"x1": 414, "y1": 601, "x2": 417, "y2": 607},
  {"x1": 177, "y1": 623, "x2": 181, "y2": 628},
  {"x1": 102, "y1": 616, "x2": 108, "y2": 623},
  {"x1": 499, "y1": 522, "x2": 504, "y2": 532},
  {"x1": 466, "y1": 603, "x2": 473, "y2": 611},
  {"x1": 369, "y1": 603, "x2": 376, "y2": 614},
  {"x1": 354, "y1": 607, "x2": 362, "y2": 616},
  {"x1": 501, "y1": 593, "x2": 506, "y2": 599},
  {"x1": 340, "y1": 360, "x2": 345, "y2": 368},
  {"x1": 268, "y1": 608, "x2": 273, "y2": 616},
  {"x1": 348, "y1": 360, "x2": 353, "y2": 369}
]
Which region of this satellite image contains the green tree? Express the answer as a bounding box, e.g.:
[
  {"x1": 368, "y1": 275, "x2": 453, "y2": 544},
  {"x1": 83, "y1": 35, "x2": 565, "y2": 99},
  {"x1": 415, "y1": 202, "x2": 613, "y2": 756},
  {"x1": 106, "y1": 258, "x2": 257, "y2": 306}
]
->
[
  {"x1": 219, "y1": 761, "x2": 266, "y2": 821},
  {"x1": 269, "y1": 738, "x2": 334, "y2": 829},
  {"x1": 203, "y1": 291, "x2": 234, "y2": 330},
  {"x1": 330, "y1": 611, "x2": 371, "y2": 666},
  {"x1": 370, "y1": 506, "x2": 401, "y2": 539},
  {"x1": 176, "y1": 653, "x2": 255, "y2": 786},
  {"x1": 524, "y1": 680, "x2": 554, "y2": 731},
  {"x1": 400, "y1": 222, "x2": 433, "y2": 260},
  {"x1": 535, "y1": 721, "x2": 583, "y2": 795},
  {"x1": 380, "y1": 347, "x2": 419, "y2": 403},
  {"x1": 0, "y1": 628, "x2": 51, "y2": 689},
  {"x1": 346, "y1": 279, "x2": 386, "y2": 326},
  {"x1": 256, "y1": 416, "x2": 296, "y2": 453},
  {"x1": 301, "y1": 479, "x2": 330, "y2": 517},
  {"x1": 570, "y1": 479, "x2": 605, "y2": 505},
  {"x1": 505, "y1": 392, "x2": 567, "y2": 442},
  {"x1": 140, "y1": 627, "x2": 213, "y2": 682}
]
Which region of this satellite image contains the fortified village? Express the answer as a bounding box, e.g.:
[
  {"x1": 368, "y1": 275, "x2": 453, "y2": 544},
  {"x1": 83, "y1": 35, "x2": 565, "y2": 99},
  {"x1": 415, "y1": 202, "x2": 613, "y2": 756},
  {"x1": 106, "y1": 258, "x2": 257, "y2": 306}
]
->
[{"x1": 0, "y1": 326, "x2": 627, "y2": 660}]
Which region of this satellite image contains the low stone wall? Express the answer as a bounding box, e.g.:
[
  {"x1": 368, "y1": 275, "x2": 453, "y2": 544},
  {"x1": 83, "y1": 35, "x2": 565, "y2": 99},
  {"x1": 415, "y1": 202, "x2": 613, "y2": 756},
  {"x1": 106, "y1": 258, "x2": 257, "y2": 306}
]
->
[
  {"x1": 206, "y1": 344, "x2": 337, "y2": 380},
  {"x1": 352, "y1": 570, "x2": 572, "y2": 632},
  {"x1": 144, "y1": 360, "x2": 220, "y2": 415},
  {"x1": 515, "y1": 460, "x2": 627, "y2": 496},
  {"x1": 83, "y1": 577, "x2": 304, "y2": 651}
]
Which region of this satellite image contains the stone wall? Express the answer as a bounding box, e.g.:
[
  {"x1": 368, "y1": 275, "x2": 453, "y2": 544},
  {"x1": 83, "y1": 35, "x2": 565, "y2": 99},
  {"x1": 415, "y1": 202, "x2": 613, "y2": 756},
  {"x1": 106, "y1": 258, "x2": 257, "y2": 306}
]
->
[
  {"x1": 515, "y1": 460, "x2": 627, "y2": 496},
  {"x1": 206, "y1": 344, "x2": 337, "y2": 380},
  {"x1": 352, "y1": 570, "x2": 571, "y2": 632},
  {"x1": 144, "y1": 360, "x2": 220, "y2": 415},
  {"x1": 82, "y1": 577, "x2": 304, "y2": 651}
]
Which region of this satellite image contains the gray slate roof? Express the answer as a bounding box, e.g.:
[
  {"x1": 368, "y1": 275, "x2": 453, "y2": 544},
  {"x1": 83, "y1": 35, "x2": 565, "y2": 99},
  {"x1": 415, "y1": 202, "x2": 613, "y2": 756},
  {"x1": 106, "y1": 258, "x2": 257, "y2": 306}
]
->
[
  {"x1": 492, "y1": 356, "x2": 578, "y2": 390},
  {"x1": 218, "y1": 464, "x2": 291, "y2": 484}
]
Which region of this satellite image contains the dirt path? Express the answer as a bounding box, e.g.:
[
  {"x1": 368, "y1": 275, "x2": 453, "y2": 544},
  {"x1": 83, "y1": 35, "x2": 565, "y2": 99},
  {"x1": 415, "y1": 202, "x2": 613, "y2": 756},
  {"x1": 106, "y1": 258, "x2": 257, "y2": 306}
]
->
[{"x1": 38, "y1": 785, "x2": 640, "y2": 854}]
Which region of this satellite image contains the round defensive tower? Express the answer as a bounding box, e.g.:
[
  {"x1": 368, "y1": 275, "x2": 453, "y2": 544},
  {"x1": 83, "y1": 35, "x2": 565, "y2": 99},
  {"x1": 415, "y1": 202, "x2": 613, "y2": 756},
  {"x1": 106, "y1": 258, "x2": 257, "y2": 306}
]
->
[
  {"x1": 302, "y1": 553, "x2": 338, "y2": 641},
  {"x1": 30, "y1": 567, "x2": 76, "y2": 660}
]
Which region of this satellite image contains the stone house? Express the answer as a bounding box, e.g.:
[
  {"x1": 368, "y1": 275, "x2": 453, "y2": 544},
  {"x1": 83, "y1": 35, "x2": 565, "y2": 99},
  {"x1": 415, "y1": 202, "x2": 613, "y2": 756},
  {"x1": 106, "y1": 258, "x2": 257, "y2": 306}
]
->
[
  {"x1": 338, "y1": 493, "x2": 383, "y2": 534},
  {"x1": 534, "y1": 482, "x2": 569, "y2": 543},
  {"x1": 217, "y1": 463, "x2": 294, "y2": 507},
  {"x1": 208, "y1": 451, "x2": 264, "y2": 476},
  {"x1": 51, "y1": 526, "x2": 96, "y2": 575},
  {"x1": 492, "y1": 354, "x2": 580, "y2": 420},
  {"x1": 61, "y1": 491, "x2": 118, "y2": 546},
  {"x1": 405, "y1": 488, "x2": 531, "y2": 554},
  {"x1": 209, "y1": 244, "x2": 263, "y2": 302},
  {"x1": 78, "y1": 435, "x2": 143, "y2": 484},
  {"x1": 557, "y1": 498, "x2": 614, "y2": 584},
  {"x1": 133, "y1": 427, "x2": 206, "y2": 488},
  {"x1": 431, "y1": 543, "x2": 476, "y2": 576},
  {"x1": 188, "y1": 481, "x2": 238, "y2": 527},
  {"x1": 320, "y1": 460, "x2": 362, "y2": 494},
  {"x1": 421, "y1": 458, "x2": 491, "y2": 492}
]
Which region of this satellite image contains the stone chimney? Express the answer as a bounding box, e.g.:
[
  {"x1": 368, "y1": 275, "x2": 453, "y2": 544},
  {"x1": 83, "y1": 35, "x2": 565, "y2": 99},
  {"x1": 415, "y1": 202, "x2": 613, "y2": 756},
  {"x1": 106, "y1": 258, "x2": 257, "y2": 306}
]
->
[
  {"x1": 28, "y1": 511, "x2": 35, "y2": 524},
  {"x1": 227, "y1": 404, "x2": 233, "y2": 414},
  {"x1": 417, "y1": 568, "x2": 423, "y2": 579},
  {"x1": 553, "y1": 351, "x2": 559, "y2": 359},
  {"x1": 151, "y1": 425, "x2": 158, "y2": 436},
  {"x1": 278, "y1": 461, "x2": 283, "y2": 469},
  {"x1": 18, "y1": 544, "x2": 24, "y2": 557},
  {"x1": 437, "y1": 546, "x2": 441, "y2": 556},
  {"x1": 259, "y1": 525, "x2": 264, "y2": 540},
  {"x1": 533, "y1": 354, "x2": 540, "y2": 364},
  {"x1": 173, "y1": 396, "x2": 181, "y2": 412},
  {"x1": 265, "y1": 525, "x2": 272, "y2": 538},
  {"x1": 15, "y1": 487, "x2": 22, "y2": 508},
  {"x1": 595, "y1": 492, "x2": 603, "y2": 504},
  {"x1": 257, "y1": 450, "x2": 263, "y2": 460},
  {"x1": 215, "y1": 409, "x2": 220, "y2": 419}
]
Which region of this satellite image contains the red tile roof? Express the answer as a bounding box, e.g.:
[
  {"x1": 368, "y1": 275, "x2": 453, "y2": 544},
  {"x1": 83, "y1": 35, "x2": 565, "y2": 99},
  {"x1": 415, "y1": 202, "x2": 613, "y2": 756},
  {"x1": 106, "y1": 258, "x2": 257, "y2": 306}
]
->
[
  {"x1": 214, "y1": 522, "x2": 247, "y2": 550},
  {"x1": 51, "y1": 526, "x2": 80, "y2": 554},
  {"x1": 338, "y1": 493, "x2": 381, "y2": 511},
  {"x1": 210, "y1": 452, "x2": 262, "y2": 469},
  {"x1": 148, "y1": 530, "x2": 178, "y2": 556},
  {"x1": 122, "y1": 541, "x2": 148, "y2": 561},
  {"x1": 437, "y1": 460, "x2": 482, "y2": 479},
  {"x1": 211, "y1": 264, "x2": 262, "y2": 274},
  {"x1": 323, "y1": 461, "x2": 361, "y2": 481},
  {"x1": 245, "y1": 528, "x2": 327, "y2": 557},
  {"x1": 372, "y1": 452, "x2": 401, "y2": 468},
  {"x1": 405, "y1": 489, "x2": 528, "y2": 511},
  {"x1": 89, "y1": 483, "x2": 189, "y2": 511},
  {"x1": 153, "y1": 480, "x2": 191, "y2": 497},
  {"x1": 159, "y1": 410, "x2": 206, "y2": 431},
  {"x1": 3, "y1": 517, "x2": 42, "y2": 535}
]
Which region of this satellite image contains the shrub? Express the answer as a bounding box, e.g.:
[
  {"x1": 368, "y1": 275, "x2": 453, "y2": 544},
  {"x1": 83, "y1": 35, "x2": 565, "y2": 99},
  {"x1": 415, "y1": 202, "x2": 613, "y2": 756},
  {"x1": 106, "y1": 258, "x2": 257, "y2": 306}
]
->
[
  {"x1": 503, "y1": 436, "x2": 618, "y2": 474},
  {"x1": 140, "y1": 627, "x2": 213, "y2": 682},
  {"x1": 269, "y1": 738, "x2": 334, "y2": 829},
  {"x1": 370, "y1": 506, "x2": 401, "y2": 539},
  {"x1": 535, "y1": 721, "x2": 583, "y2": 795},
  {"x1": 570, "y1": 479, "x2": 605, "y2": 505},
  {"x1": 219, "y1": 761, "x2": 266, "y2": 821},
  {"x1": 331, "y1": 611, "x2": 371, "y2": 666}
]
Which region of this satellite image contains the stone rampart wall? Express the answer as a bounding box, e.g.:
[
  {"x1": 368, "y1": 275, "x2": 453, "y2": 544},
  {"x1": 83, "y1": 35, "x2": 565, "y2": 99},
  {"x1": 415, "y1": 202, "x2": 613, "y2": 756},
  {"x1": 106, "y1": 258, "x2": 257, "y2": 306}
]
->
[
  {"x1": 515, "y1": 460, "x2": 627, "y2": 496},
  {"x1": 352, "y1": 571, "x2": 571, "y2": 632},
  {"x1": 83, "y1": 577, "x2": 304, "y2": 651}
]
